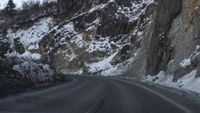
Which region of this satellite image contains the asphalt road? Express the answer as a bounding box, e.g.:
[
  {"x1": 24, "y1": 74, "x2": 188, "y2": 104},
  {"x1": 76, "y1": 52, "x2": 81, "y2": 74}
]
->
[{"x1": 0, "y1": 76, "x2": 195, "y2": 113}]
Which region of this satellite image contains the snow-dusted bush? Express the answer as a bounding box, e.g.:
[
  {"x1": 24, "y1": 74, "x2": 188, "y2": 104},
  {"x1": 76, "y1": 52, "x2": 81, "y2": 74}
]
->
[{"x1": 13, "y1": 61, "x2": 54, "y2": 82}]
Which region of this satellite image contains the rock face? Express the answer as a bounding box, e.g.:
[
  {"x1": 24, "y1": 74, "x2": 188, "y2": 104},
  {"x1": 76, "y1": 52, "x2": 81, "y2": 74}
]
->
[
  {"x1": 166, "y1": 0, "x2": 200, "y2": 80},
  {"x1": 146, "y1": 0, "x2": 182, "y2": 76},
  {"x1": 0, "y1": 0, "x2": 154, "y2": 78},
  {"x1": 133, "y1": 0, "x2": 200, "y2": 81},
  {"x1": 1, "y1": 0, "x2": 200, "y2": 81}
]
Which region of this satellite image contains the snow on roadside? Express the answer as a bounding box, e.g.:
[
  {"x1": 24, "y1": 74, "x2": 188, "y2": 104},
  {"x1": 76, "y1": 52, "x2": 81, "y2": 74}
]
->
[
  {"x1": 61, "y1": 69, "x2": 83, "y2": 75},
  {"x1": 145, "y1": 45, "x2": 200, "y2": 94},
  {"x1": 144, "y1": 70, "x2": 200, "y2": 94}
]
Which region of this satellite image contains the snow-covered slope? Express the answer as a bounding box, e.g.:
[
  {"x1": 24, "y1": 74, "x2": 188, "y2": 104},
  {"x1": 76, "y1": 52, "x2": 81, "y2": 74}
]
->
[
  {"x1": 0, "y1": 0, "x2": 154, "y2": 80},
  {"x1": 2, "y1": 0, "x2": 200, "y2": 95}
]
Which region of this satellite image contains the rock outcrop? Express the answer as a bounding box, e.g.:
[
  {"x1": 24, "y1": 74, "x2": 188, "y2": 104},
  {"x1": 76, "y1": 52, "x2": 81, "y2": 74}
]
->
[
  {"x1": 1, "y1": 0, "x2": 200, "y2": 82},
  {"x1": 0, "y1": 0, "x2": 154, "y2": 78},
  {"x1": 132, "y1": 0, "x2": 200, "y2": 81},
  {"x1": 146, "y1": 0, "x2": 182, "y2": 76}
]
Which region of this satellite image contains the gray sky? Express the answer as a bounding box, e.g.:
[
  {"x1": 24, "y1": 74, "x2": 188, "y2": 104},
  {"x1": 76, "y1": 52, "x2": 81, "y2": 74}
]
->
[{"x1": 0, "y1": 0, "x2": 56, "y2": 9}]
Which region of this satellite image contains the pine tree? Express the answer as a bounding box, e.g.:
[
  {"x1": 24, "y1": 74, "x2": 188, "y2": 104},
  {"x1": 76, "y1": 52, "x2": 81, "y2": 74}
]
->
[{"x1": 5, "y1": 0, "x2": 16, "y2": 11}]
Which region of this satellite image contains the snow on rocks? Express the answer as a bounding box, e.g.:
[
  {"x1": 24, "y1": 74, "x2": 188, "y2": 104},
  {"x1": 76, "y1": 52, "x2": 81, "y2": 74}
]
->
[
  {"x1": 115, "y1": 0, "x2": 154, "y2": 22},
  {"x1": 1, "y1": 0, "x2": 155, "y2": 77},
  {"x1": 86, "y1": 52, "x2": 118, "y2": 75},
  {"x1": 85, "y1": 52, "x2": 134, "y2": 76},
  {"x1": 70, "y1": 34, "x2": 84, "y2": 48},
  {"x1": 6, "y1": 51, "x2": 41, "y2": 60},
  {"x1": 13, "y1": 61, "x2": 54, "y2": 81},
  {"x1": 179, "y1": 45, "x2": 200, "y2": 68},
  {"x1": 7, "y1": 17, "x2": 54, "y2": 50},
  {"x1": 4, "y1": 17, "x2": 56, "y2": 80},
  {"x1": 0, "y1": 0, "x2": 57, "y2": 10},
  {"x1": 59, "y1": 22, "x2": 75, "y2": 38},
  {"x1": 88, "y1": 0, "x2": 115, "y2": 14},
  {"x1": 87, "y1": 37, "x2": 114, "y2": 53},
  {"x1": 180, "y1": 58, "x2": 191, "y2": 68},
  {"x1": 54, "y1": 22, "x2": 76, "y2": 46},
  {"x1": 86, "y1": 18, "x2": 101, "y2": 32}
]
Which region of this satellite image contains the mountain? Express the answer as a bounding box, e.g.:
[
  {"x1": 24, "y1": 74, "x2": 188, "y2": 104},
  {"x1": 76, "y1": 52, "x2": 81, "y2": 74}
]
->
[
  {"x1": 0, "y1": 0, "x2": 154, "y2": 78},
  {"x1": 0, "y1": 0, "x2": 200, "y2": 92}
]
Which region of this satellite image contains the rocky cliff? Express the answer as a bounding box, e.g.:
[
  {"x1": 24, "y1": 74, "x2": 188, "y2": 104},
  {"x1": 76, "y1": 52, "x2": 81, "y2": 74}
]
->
[
  {"x1": 1, "y1": 0, "x2": 200, "y2": 84},
  {"x1": 0, "y1": 0, "x2": 154, "y2": 80},
  {"x1": 141, "y1": 0, "x2": 200, "y2": 82}
]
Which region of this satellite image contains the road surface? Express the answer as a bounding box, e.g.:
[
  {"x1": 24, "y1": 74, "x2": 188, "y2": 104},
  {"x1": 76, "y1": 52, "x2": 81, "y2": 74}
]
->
[{"x1": 0, "y1": 76, "x2": 197, "y2": 113}]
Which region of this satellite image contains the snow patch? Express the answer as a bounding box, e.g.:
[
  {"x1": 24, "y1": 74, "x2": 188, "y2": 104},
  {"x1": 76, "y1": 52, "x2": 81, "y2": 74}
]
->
[
  {"x1": 86, "y1": 52, "x2": 118, "y2": 75},
  {"x1": 88, "y1": 0, "x2": 115, "y2": 13},
  {"x1": 0, "y1": 0, "x2": 57, "y2": 10},
  {"x1": 61, "y1": 69, "x2": 83, "y2": 75},
  {"x1": 179, "y1": 45, "x2": 200, "y2": 68},
  {"x1": 7, "y1": 17, "x2": 54, "y2": 50},
  {"x1": 56, "y1": 22, "x2": 76, "y2": 45},
  {"x1": 13, "y1": 61, "x2": 54, "y2": 81},
  {"x1": 71, "y1": 34, "x2": 84, "y2": 48},
  {"x1": 115, "y1": 0, "x2": 154, "y2": 22},
  {"x1": 6, "y1": 51, "x2": 41, "y2": 60},
  {"x1": 86, "y1": 18, "x2": 101, "y2": 32},
  {"x1": 180, "y1": 58, "x2": 191, "y2": 68},
  {"x1": 144, "y1": 70, "x2": 200, "y2": 94},
  {"x1": 87, "y1": 37, "x2": 114, "y2": 53}
]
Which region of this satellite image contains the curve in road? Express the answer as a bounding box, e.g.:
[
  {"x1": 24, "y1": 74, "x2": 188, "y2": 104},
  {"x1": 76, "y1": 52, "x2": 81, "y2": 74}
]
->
[{"x1": 0, "y1": 76, "x2": 196, "y2": 113}]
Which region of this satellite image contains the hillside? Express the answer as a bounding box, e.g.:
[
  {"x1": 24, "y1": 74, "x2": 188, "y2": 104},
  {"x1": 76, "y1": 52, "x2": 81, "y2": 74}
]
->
[
  {"x1": 0, "y1": 0, "x2": 154, "y2": 78},
  {"x1": 1, "y1": 0, "x2": 200, "y2": 93}
]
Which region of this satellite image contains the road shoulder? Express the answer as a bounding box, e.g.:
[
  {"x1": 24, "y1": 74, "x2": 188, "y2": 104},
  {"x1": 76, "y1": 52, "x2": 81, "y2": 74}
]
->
[{"x1": 111, "y1": 76, "x2": 200, "y2": 113}]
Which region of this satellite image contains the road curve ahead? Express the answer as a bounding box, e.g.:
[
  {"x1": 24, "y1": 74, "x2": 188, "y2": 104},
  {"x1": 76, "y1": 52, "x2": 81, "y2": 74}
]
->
[{"x1": 0, "y1": 76, "x2": 194, "y2": 113}]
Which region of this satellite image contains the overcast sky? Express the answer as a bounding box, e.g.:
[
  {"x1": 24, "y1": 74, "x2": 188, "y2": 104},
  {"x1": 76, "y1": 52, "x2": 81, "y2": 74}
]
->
[{"x1": 0, "y1": 0, "x2": 56, "y2": 9}]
